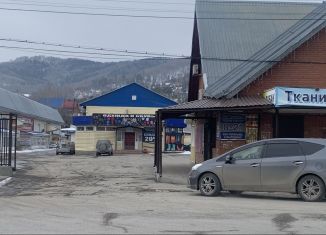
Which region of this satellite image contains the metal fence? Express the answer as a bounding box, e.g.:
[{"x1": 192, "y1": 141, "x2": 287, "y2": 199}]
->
[{"x1": 0, "y1": 114, "x2": 17, "y2": 170}]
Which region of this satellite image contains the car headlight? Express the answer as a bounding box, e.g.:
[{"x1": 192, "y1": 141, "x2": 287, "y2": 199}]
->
[{"x1": 192, "y1": 163, "x2": 202, "y2": 171}]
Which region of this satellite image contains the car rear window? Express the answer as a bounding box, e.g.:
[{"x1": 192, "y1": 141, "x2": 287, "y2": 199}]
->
[{"x1": 299, "y1": 141, "x2": 325, "y2": 155}]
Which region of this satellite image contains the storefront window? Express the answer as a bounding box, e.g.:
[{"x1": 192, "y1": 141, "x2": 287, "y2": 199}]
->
[
  {"x1": 96, "y1": 127, "x2": 105, "y2": 131},
  {"x1": 86, "y1": 126, "x2": 94, "y2": 131},
  {"x1": 77, "y1": 126, "x2": 85, "y2": 131}
]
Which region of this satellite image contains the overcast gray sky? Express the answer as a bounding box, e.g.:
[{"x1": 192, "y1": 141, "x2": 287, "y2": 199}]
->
[{"x1": 0, "y1": 0, "x2": 322, "y2": 62}]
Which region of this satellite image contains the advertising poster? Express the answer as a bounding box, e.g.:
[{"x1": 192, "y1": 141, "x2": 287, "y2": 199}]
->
[
  {"x1": 93, "y1": 114, "x2": 155, "y2": 127},
  {"x1": 143, "y1": 128, "x2": 155, "y2": 143},
  {"x1": 165, "y1": 128, "x2": 184, "y2": 151},
  {"x1": 220, "y1": 113, "x2": 245, "y2": 140}
]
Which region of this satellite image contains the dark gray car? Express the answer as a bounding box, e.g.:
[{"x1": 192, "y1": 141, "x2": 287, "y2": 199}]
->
[
  {"x1": 96, "y1": 140, "x2": 113, "y2": 156},
  {"x1": 188, "y1": 138, "x2": 326, "y2": 202}
]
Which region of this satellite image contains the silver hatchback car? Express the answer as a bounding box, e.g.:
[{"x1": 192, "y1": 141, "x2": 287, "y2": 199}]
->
[{"x1": 188, "y1": 139, "x2": 326, "y2": 202}]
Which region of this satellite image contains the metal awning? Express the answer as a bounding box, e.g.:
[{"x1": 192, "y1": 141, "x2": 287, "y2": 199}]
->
[
  {"x1": 162, "y1": 96, "x2": 273, "y2": 111},
  {"x1": 158, "y1": 97, "x2": 274, "y2": 119}
]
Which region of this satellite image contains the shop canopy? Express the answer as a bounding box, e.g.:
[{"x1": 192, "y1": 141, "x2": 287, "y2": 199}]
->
[{"x1": 158, "y1": 96, "x2": 274, "y2": 119}]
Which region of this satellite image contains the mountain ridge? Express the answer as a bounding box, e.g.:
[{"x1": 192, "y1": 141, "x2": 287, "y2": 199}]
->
[{"x1": 0, "y1": 56, "x2": 190, "y2": 103}]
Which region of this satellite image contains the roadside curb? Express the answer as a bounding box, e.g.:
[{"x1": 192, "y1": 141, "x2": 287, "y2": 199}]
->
[{"x1": 0, "y1": 177, "x2": 13, "y2": 188}]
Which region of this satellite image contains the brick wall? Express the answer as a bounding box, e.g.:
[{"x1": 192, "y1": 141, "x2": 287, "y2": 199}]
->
[
  {"x1": 304, "y1": 115, "x2": 326, "y2": 138},
  {"x1": 240, "y1": 28, "x2": 326, "y2": 97},
  {"x1": 215, "y1": 140, "x2": 246, "y2": 155},
  {"x1": 260, "y1": 114, "x2": 274, "y2": 139}
]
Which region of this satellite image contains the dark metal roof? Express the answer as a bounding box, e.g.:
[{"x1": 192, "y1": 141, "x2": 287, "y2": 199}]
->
[
  {"x1": 0, "y1": 87, "x2": 64, "y2": 124},
  {"x1": 160, "y1": 96, "x2": 273, "y2": 112},
  {"x1": 195, "y1": 0, "x2": 325, "y2": 98}
]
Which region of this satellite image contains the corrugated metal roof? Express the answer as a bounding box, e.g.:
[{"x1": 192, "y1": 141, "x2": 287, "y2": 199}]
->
[
  {"x1": 161, "y1": 96, "x2": 273, "y2": 111},
  {"x1": 195, "y1": 0, "x2": 325, "y2": 98},
  {"x1": 0, "y1": 87, "x2": 64, "y2": 124}
]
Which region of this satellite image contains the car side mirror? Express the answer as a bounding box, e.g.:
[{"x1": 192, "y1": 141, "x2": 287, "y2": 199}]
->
[{"x1": 225, "y1": 155, "x2": 234, "y2": 164}]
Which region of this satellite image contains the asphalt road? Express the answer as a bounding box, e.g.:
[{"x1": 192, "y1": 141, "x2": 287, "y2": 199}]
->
[{"x1": 0, "y1": 151, "x2": 326, "y2": 234}]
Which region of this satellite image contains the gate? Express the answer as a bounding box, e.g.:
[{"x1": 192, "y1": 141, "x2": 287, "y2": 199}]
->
[{"x1": 0, "y1": 114, "x2": 17, "y2": 170}]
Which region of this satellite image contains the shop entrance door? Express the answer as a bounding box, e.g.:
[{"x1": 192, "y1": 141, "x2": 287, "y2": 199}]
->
[
  {"x1": 279, "y1": 115, "x2": 304, "y2": 138},
  {"x1": 124, "y1": 132, "x2": 135, "y2": 150}
]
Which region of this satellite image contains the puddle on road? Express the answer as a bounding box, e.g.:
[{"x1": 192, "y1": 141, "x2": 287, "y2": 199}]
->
[
  {"x1": 103, "y1": 212, "x2": 128, "y2": 233},
  {"x1": 103, "y1": 212, "x2": 119, "y2": 226},
  {"x1": 272, "y1": 213, "x2": 298, "y2": 231}
]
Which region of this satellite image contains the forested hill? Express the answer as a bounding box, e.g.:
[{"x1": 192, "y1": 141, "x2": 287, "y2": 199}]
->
[{"x1": 0, "y1": 56, "x2": 189, "y2": 102}]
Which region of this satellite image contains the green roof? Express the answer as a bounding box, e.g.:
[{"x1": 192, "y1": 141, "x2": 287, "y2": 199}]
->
[{"x1": 195, "y1": 0, "x2": 325, "y2": 98}]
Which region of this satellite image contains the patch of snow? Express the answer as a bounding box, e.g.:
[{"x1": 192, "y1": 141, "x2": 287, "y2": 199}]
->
[
  {"x1": 179, "y1": 151, "x2": 191, "y2": 155},
  {"x1": 0, "y1": 177, "x2": 12, "y2": 188},
  {"x1": 61, "y1": 127, "x2": 76, "y2": 132},
  {"x1": 17, "y1": 148, "x2": 55, "y2": 153}
]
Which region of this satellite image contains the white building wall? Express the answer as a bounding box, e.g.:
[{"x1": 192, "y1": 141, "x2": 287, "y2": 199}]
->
[{"x1": 33, "y1": 120, "x2": 47, "y2": 132}]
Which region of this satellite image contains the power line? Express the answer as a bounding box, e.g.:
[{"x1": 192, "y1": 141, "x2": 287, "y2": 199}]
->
[
  {"x1": 63, "y1": 0, "x2": 322, "y2": 6},
  {"x1": 10, "y1": 0, "x2": 322, "y2": 7},
  {"x1": 9, "y1": 0, "x2": 322, "y2": 7},
  {"x1": 3, "y1": 0, "x2": 323, "y2": 16},
  {"x1": 0, "y1": 46, "x2": 138, "y2": 61},
  {"x1": 0, "y1": 38, "x2": 186, "y2": 58},
  {"x1": 0, "y1": 1, "x2": 195, "y2": 14},
  {"x1": 0, "y1": 44, "x2": 171, "y2": 58},
  {"x1": 0, "y1": 6, "x2": 326, "y2": 20},
  {"x1": 0, "y1": 45, "x2": 184, "y2": 61},
  {"x1": 1, "y1": 43, "x2": 326, "y2": 65},
  {"x1": 4, "y1": 37, "x2": 326, "y2": 64},
  {"x1": 8, "y1": 0, "x2": 195, "y2": 6},
  {"x1": 1, "y1": 1, "x2": 324, "y2": 16},
  {"x1": 66, "y1": 0, "x2": 195, "y2": 6},
  {"x1": 0, "y1": 6, "x2": 193, "y2": 19}
]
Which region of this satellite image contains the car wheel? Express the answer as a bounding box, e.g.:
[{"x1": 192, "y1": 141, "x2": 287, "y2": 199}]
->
[
  {"x1": 199, "y1": 173, "x2": 221, "y2": 196},
  {"x1": 298, "y1": 175, "x2": 325, "y2": 202},
  {"x1": 56, "y1": 152, "x2": 58, "y2": 155}
]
